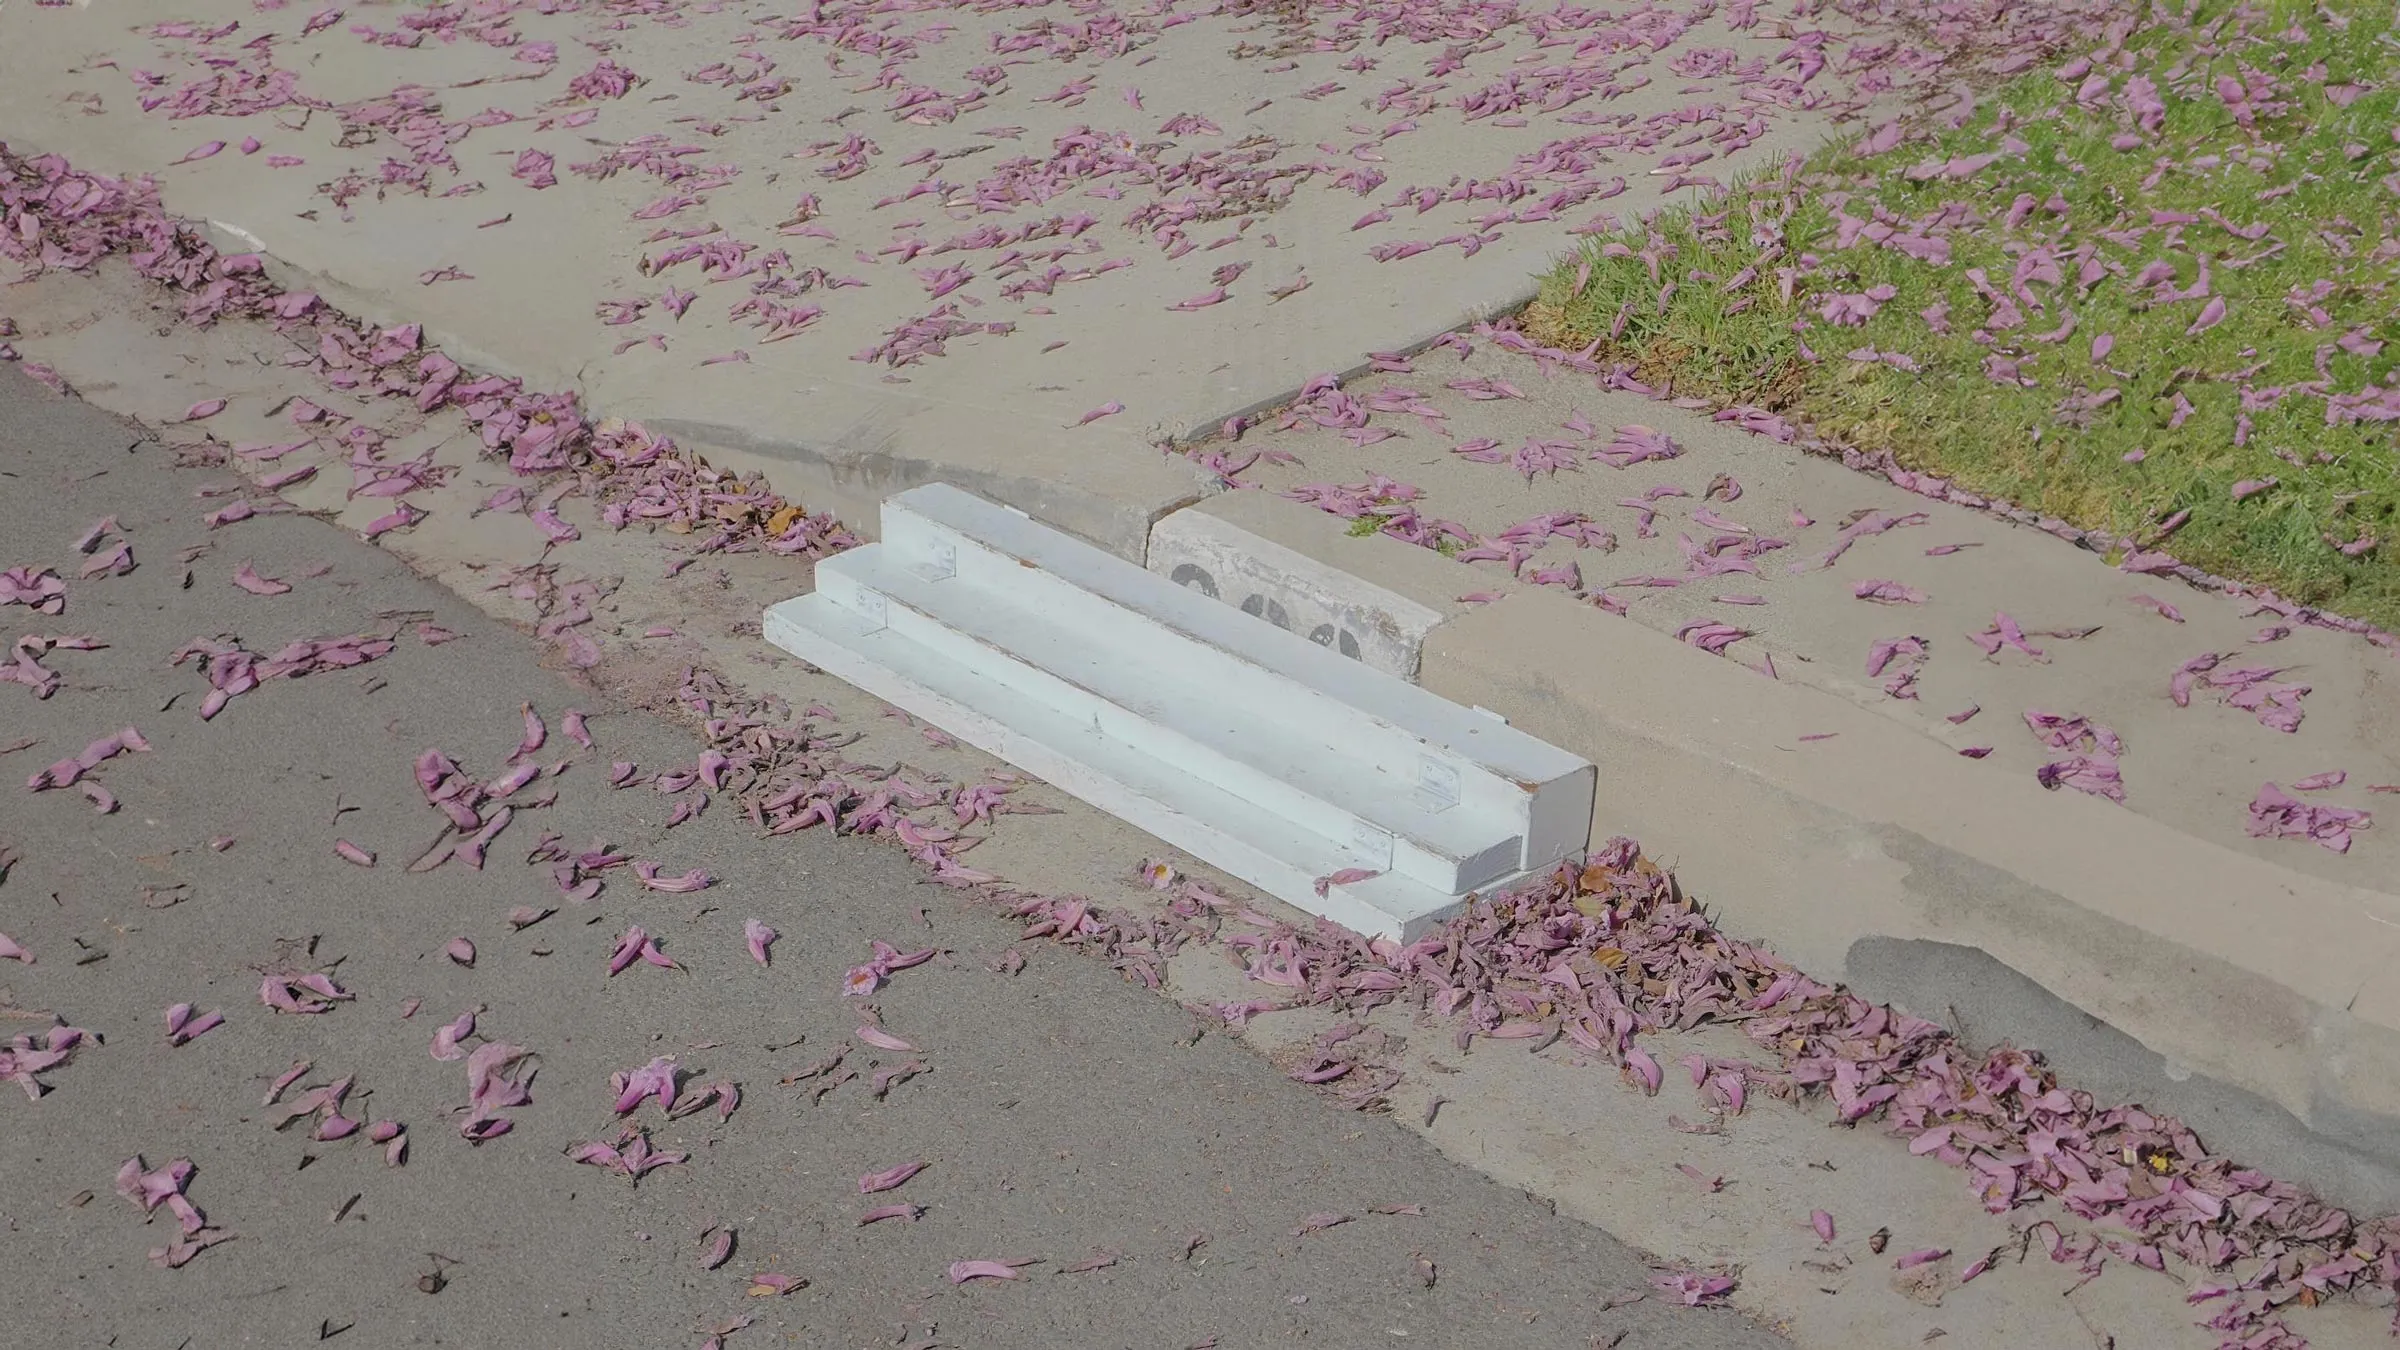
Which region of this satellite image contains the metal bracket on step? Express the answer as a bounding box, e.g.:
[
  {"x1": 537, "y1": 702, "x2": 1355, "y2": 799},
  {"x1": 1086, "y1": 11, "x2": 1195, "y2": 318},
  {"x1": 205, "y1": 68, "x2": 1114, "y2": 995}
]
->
[
  {"x1": 912, "y1": 539, "x2": 958, "y2": 582},
  {"x1": 1414, "y1": 757, "x2": 1461, "y2": 814},
  {"x1": 851, "y1": 588, "x2": 889, "y2": 633},
  {"x1": 1348, "y1": 821, "x2": 1395, "y2": 871}
]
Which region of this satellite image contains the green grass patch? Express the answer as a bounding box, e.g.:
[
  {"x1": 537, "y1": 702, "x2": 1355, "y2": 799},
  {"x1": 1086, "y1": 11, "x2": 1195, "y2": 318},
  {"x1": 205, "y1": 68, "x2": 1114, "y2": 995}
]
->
[{"x1": 1534, "y1": 0, "x2": 2400, "y2": 627}]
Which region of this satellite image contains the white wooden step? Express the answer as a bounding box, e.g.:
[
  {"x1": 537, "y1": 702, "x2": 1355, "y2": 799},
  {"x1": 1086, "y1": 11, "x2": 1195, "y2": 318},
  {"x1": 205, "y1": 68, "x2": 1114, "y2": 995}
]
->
[
  {"x1": 813, "y1": 548, "x2": 1519, "y2": 894},
  {"x1": 875, "y1": 486, "x2": 1593, "y2": 870},
  {"x1": 764, "y1": 485, "x2": 1595, "y2": 940},
  {"x1": 767, "y1": 600, "x2": 1473, "y2": 938}
]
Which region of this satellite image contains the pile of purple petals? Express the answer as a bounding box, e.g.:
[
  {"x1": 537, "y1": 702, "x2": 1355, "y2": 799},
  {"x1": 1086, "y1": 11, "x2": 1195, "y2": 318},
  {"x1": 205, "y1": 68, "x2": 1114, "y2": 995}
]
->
[
  {"x1": 169, "y1": 631, "x2": 398, "y2": 720},
  {"x1": 0, "y1": 148, "x2": 854, "y2": 565},
  {"x1": 648, "y1": 651, "x2": 2397, "y2": 1347}
]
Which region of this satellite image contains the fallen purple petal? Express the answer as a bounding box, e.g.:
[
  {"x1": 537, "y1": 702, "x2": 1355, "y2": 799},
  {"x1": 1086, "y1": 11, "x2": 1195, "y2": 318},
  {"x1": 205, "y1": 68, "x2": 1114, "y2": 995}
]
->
[
  {"x1": 231, "y1": 563, "x2": 292, "y2": 596},
  {"x1": 613, "y1": 1056, "x2": 680, "y2": 1115},
  {"x1": 163, "y1": 1004, "x2": 224, "y2": 1047},
  {"x1": 859, "y1": 1161, "x2": 927, "y2": 1194},
  {"x1": 1854, "y1": 579, "x2": 1929, "y2": 605},
  {"x1": 608, "y1": 925, "x2": 675, "y2": 975},
  {"x1": 743, "y1": 918, "x2": 777, "y2": 966},
  {"x1": 856, "y1": 1026, "x2": 915, "y2": 1053},
  {"x1": 2249, "y1": 782, "x2": 2371, "y2": 854},
  {"x1": 1650, "y1": 1269, "x2": 1735, "y2": 1306}
]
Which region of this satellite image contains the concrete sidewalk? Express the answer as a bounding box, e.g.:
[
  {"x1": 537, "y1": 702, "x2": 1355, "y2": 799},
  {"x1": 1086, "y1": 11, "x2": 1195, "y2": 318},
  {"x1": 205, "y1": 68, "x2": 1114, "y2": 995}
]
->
[
  {"x1": 0, "y1": 0, "x2": 1874, "y2": 555},
  {"x1": 0, "y1": 362, "x2": 1788, "y2": 1350},
  {"x1": 1228, "y1": 346, "x2": 2400, "y2": 896}
]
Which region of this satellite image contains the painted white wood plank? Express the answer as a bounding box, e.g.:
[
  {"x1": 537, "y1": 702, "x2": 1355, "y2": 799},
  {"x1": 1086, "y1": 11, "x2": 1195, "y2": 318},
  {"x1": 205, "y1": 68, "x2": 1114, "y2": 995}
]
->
[{"x1": 763, "y1": 484, "x2": 1596, "y2": 940}]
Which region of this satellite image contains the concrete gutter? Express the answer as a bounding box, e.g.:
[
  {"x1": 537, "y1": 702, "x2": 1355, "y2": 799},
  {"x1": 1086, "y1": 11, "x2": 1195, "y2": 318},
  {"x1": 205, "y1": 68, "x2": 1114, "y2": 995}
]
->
[
  {"x1": 1151, "y1": 489, "x2": 2400, "y2": 1217},
  {"x1": 175, "y1": 222, "x2": 1217, "y2": 565}
]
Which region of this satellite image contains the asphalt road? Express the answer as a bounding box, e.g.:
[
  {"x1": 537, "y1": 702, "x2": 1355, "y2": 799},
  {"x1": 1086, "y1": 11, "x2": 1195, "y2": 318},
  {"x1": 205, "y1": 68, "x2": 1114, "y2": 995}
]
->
[{"x1": 0, "y1": 363, "x2": 1785, "y2": 1349}]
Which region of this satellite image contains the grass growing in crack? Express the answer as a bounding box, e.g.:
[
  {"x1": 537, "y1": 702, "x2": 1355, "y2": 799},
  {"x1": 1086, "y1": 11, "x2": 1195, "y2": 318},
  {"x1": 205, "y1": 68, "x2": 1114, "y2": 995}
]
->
[{"x1": 1530, "y1": 0, "x2": 2400, "y2": 627}]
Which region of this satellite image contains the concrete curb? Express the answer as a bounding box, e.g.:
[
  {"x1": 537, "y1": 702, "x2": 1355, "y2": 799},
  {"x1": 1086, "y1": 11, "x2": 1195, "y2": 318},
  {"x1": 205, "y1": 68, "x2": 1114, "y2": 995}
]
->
[
  {"x1": 1163, "y1": 280, "x2": 1547, "y2": 446},
  {"x1": 184, "y1": 220, "x2": 1219, "y2": 566},
  {"x1": 1151, "y1": 489, "x2": 2400, "y2": 1217},
  {"x1": 640, "y1": 409, "x2": 1213, "y2": 567},
  {"x1": 193, "y1": 176, "x2": 1531, "y2": 566}
]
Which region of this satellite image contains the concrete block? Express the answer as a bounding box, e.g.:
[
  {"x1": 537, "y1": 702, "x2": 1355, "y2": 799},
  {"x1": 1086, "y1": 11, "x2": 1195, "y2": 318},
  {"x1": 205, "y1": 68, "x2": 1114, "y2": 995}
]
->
[{"x1": 1147, "y1": 490, "x2": 1472, "y2": 679}]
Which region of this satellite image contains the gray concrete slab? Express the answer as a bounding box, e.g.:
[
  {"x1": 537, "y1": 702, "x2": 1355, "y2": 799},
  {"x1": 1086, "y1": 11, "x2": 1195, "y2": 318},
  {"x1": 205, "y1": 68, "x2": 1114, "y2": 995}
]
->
[{"x1": 0, "y1": 363, "x2": 1787, "y2": 1350}]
